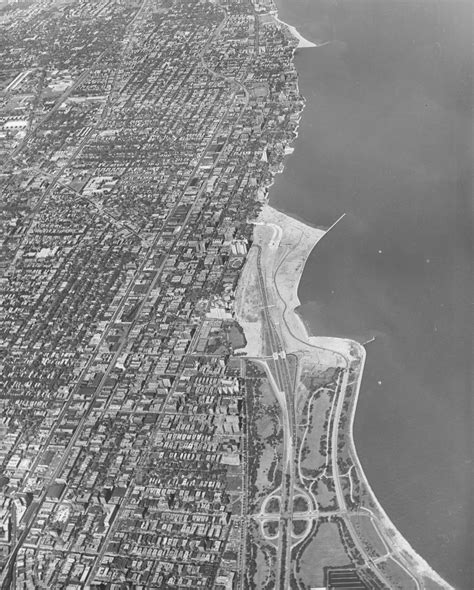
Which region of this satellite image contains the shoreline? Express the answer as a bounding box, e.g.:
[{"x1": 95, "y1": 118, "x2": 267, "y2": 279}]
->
[
  {"x1": 235, "y1": 203, "x2": 454, "y2": 590},
  {"x1": 272, "y1": 13, "x2": 317, "y2": 49},
  {"x1": 269, "y1": 7, "x2": 331, "y2": 50},
  {"x1": 348, "y1": 342, "x2": 455, "y2": 590},
  {"x1": 234, "y1": 4, "x2": 455, "y2": 587}
]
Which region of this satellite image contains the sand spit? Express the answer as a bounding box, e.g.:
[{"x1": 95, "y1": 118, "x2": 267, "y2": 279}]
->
[
  {"x1": 270, "y1": 11, "x2": 331, "y2": 50},
  {"x1": 234, "y1": 204, "x2": 454, "y2": 590}
]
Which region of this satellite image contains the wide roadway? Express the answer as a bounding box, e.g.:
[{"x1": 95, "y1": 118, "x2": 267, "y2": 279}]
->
[{"x1": 255, "y1": 245, "x2": 298, "y2": 589}]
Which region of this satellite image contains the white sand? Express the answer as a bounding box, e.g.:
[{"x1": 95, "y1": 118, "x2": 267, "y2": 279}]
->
[{"x1": 273, "y1": 15, "x2": 316, "y2": 49}]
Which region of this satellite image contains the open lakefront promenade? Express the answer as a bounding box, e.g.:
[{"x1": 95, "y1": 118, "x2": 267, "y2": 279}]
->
[{"x1": 269, "y1": 1, "x2": 472, "y2": 588}]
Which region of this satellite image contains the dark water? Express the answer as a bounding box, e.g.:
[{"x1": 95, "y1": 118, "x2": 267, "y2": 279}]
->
[{"x1": 272, "y1": 1, "x2": 472, "y2": 588}]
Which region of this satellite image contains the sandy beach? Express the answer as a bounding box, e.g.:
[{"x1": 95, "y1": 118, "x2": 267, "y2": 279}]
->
[
  {"x1": 270, "y1": 10, "x2": 331, "y2": 50},
  {"x1": 235, "y1": 204, "x2": 355, "y2": 364},
  {"x1": 272, "y1": 14, "x2": 316, "y2": 49}
]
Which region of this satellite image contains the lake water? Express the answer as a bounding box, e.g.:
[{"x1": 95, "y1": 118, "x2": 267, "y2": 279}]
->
[{"x1": 271, "y1": 1, "x2": 472, "y2": 588}]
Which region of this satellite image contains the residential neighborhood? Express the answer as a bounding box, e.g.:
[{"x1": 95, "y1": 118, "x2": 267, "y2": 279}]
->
[{"x1": 0, "y1": 0, "x2": 308, "y2": 587}]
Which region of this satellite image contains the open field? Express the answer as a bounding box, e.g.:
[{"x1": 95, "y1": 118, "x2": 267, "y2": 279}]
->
[
  {"x1": 293, "y1": 496, "x2": 308, "y2": 513},
  {"x1": 311, "y1": 478, "x2": 337, "y2": 511},
  {"x1": 233, "y1": 247, "x2": 264, "y2": 356},
  {"x1": 349, "y1": 513, "x2": 387, "y2": 559},
  {"x1": 300, "y1": 366, "x2": 338, "y2": 399},
  {"x1": 266, "y1": 497, "x2": 280, "y2": 514},
  {"x1": 226, "y1": 321, "x2": 246, "y2": 350},
  {"x1": 294, "y1": 521, "x2": 352, "y2": 588},
  {"x1": 292, "y1": 519, "x2": 309, "y2": 537},
  {"x1": 378, "y1": 556, "x2": 421, "y2": 590}
]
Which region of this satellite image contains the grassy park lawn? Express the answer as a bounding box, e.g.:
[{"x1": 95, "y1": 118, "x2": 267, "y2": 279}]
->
[
  {"x1": 293, "y1": 495, "x2": 309, "y2": 513},
  {"x1": 292, "y1": 519, "x2": 309, "y2": 536},
  {"x1": 312, "y1": 478, "x2": 337, "y2": 511},
  {"x1": 263, "y1": 520, "x2": 279, "y2": 537},
  {"x1": 248, "y1": 374, "x2": 283, "y2": 510},
  {"x1": 295, "y1": 521, "x2": 351, "y2": 587},
  {"x1": 300, "y1": 389, "x2": 333, "y2": 477},
  {"x1": 349, "y1": 513, "x2": 387, "y2": 558},
  {"x1": 378, "y1": 556, "x2": 421, "y2": 590}
]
